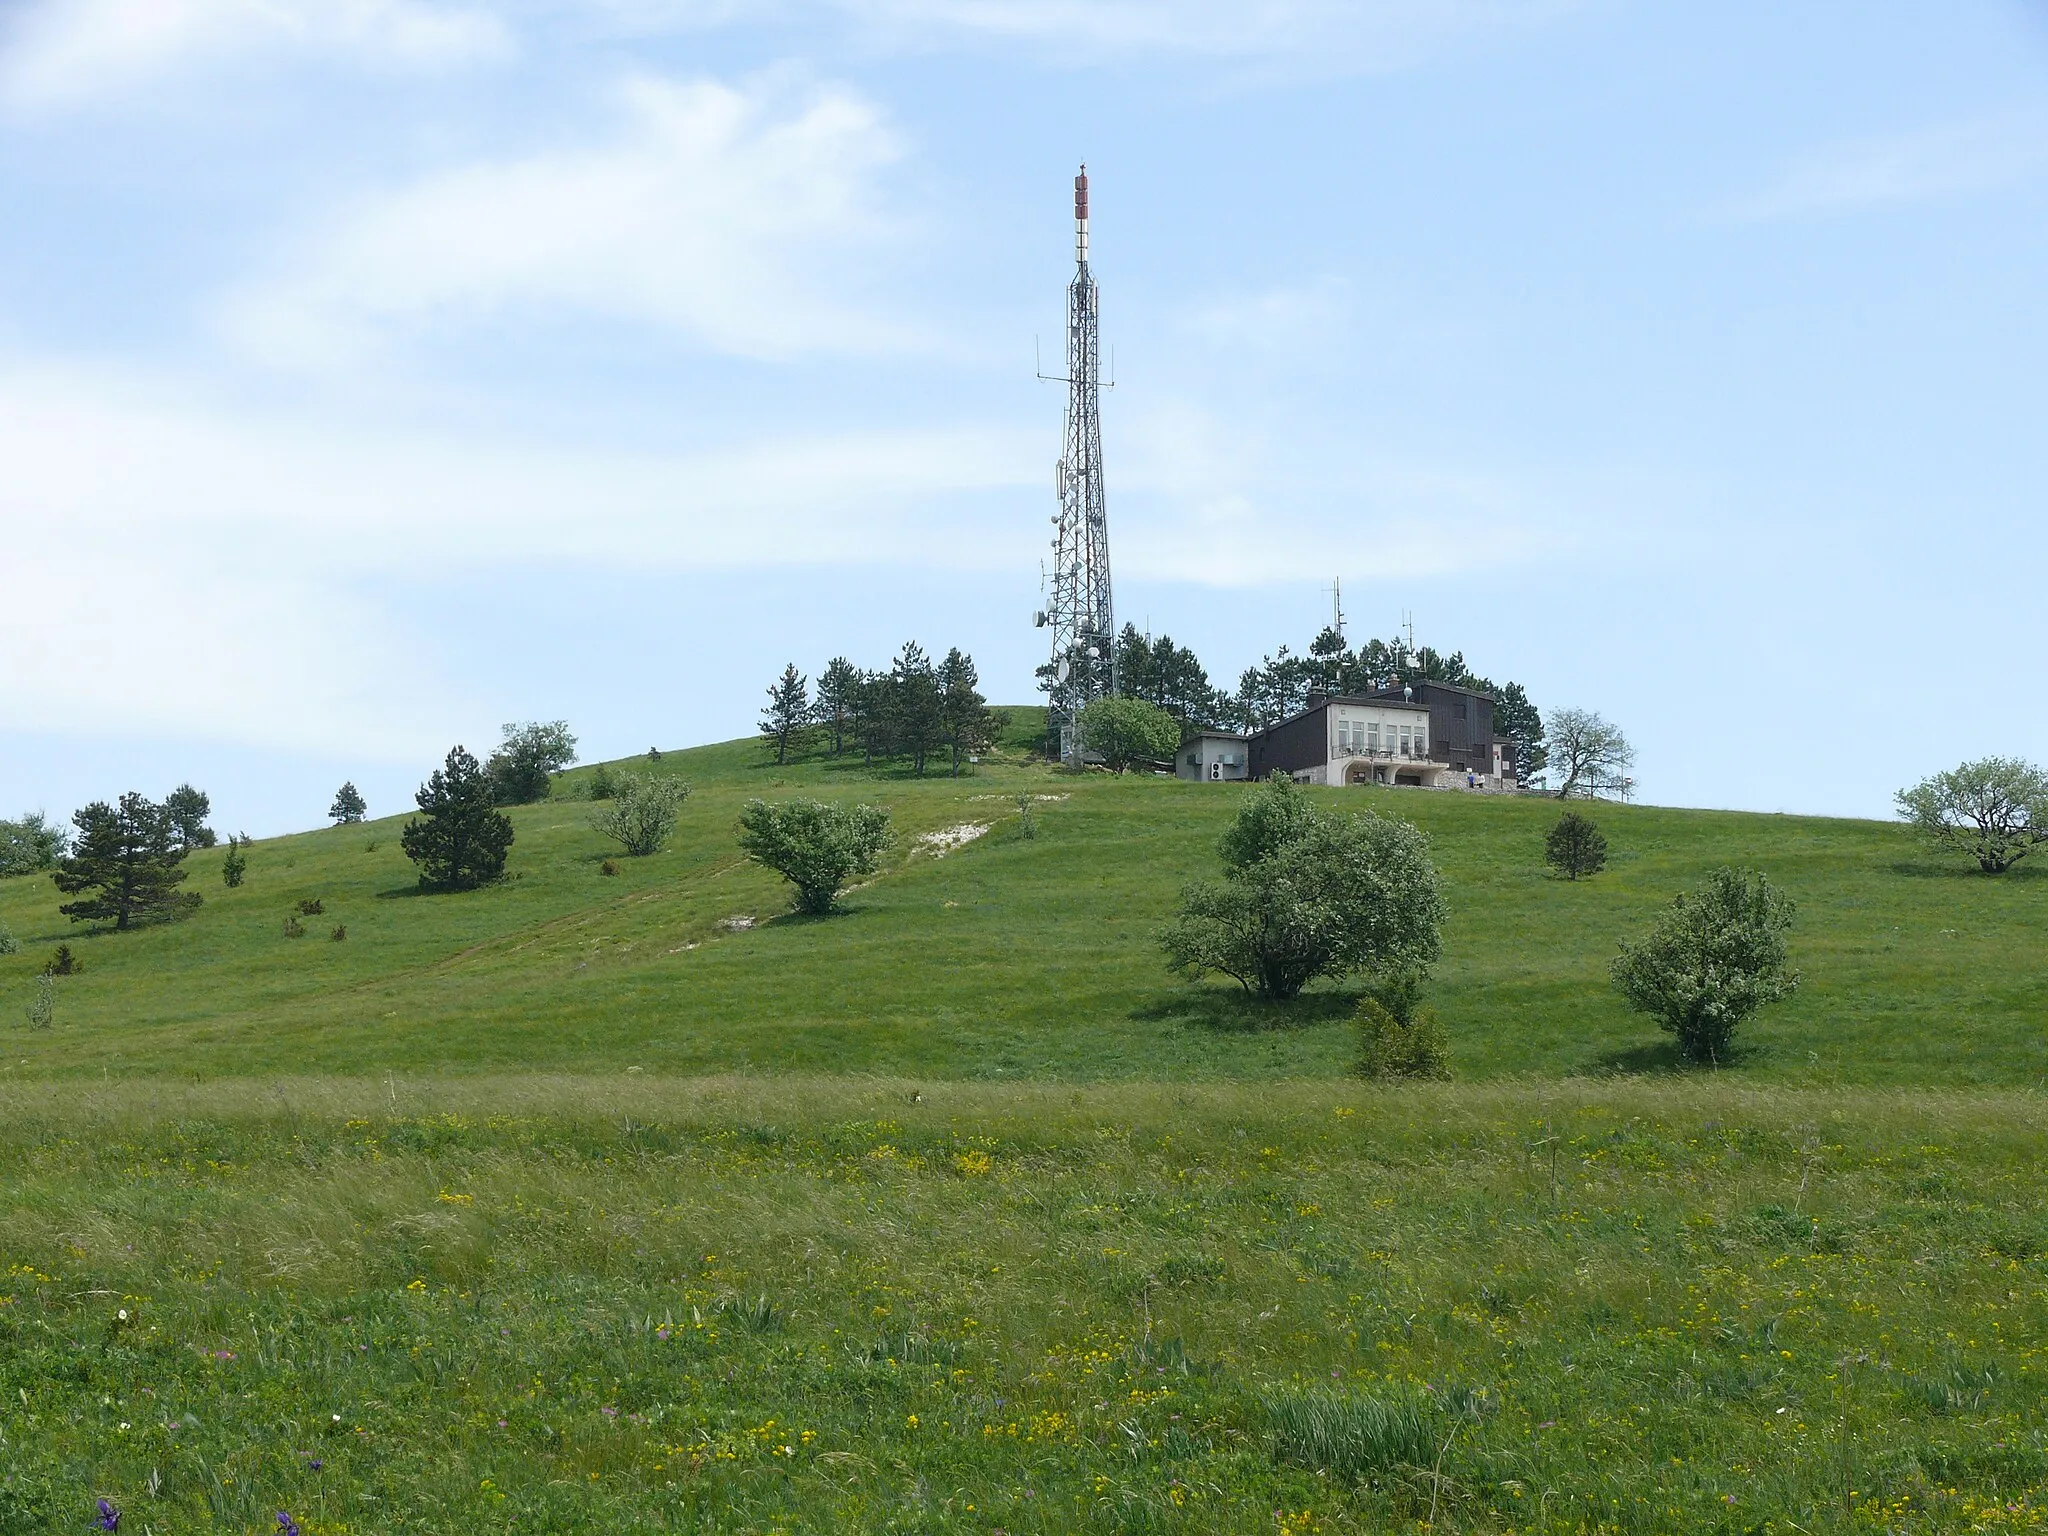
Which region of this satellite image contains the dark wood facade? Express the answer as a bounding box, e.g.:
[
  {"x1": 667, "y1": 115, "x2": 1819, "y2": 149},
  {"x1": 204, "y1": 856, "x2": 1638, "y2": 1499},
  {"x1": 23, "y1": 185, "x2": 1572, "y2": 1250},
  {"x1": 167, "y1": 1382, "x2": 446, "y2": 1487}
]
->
[
  {"x1": 1245, "y1": 706, "x2": 1336, "y2": 781},
  {"x1": 1244, "y1": 682, "x2": 1515, "y2": 783},
  {"x1": 1384, "y1": 681, "x2": 1514, "y2": 777}
]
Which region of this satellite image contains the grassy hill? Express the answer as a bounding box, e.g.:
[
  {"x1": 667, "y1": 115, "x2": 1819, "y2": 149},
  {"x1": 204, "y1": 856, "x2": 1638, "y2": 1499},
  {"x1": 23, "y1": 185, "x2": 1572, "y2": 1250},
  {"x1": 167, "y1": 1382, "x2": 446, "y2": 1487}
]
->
[
  {"x1": 4, "y1": 708, "x2": 2045, "y2": 1085},
  {"x1": 8, "y1": 719, "x2": 2048, "y2": 1531}
]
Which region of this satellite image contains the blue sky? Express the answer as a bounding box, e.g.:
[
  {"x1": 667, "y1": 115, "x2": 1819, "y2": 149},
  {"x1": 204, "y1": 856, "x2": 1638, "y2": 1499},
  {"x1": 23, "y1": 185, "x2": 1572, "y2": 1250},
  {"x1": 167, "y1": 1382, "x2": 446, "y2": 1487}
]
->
[{"x1": 2, "y1": 0, "x2": 2045, "y2": 834}]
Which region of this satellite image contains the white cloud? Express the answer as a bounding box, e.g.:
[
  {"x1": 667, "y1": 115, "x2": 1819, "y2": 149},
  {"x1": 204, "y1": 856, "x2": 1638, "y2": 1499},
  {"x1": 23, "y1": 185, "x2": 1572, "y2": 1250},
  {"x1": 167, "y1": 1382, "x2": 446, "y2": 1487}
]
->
[
  {"x1": 1110, "y1": 398, "x2": 1565, "y2": 587},
  {"x1": 586, "y1": 0, "x2": 1580, "y2": 65},
  {"x1": 220, "y1": 73, "x2": 917, "y2": 366},
  {"x1": 1735, "y1": 111, "x2": 2048, "y2": 219},
  {"x1": 0, "y1": 0, "x2": 510, "y2": 109},
  {"x1": 0, "y1": 350, "x2": 1618, "y2": 755},
  {"x1": 841, "y1": 0, "x2": 1470, "y2": 56},
  {"x1": 0, "y1": 358, "x2": 1040, "y2": 754}
]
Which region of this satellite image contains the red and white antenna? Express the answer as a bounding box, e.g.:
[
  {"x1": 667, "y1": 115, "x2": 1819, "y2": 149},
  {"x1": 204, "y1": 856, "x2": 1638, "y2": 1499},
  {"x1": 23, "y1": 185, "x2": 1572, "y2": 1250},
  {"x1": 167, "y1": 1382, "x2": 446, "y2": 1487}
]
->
[
  {"x1": 1039, "y1": 162, "x2": 1116, "y2": 761},
  {"x1": 1074, "y1": 164, "x2": 1089, "y2": 265}
]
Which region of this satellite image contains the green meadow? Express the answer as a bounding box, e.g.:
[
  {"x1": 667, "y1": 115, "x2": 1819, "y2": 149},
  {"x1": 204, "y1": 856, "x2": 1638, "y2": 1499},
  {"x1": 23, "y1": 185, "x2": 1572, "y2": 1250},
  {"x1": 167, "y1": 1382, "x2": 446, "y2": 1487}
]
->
[
  {"x1": 1, "y1": 710, "x2": 2044, "y2": 1086},
  {"x1": 7, "y1": 1080, "x2": 2048, "y2": 1534},
  {"x1": 4, "y1": 712, "x2": 2048, "y2": 1533}
]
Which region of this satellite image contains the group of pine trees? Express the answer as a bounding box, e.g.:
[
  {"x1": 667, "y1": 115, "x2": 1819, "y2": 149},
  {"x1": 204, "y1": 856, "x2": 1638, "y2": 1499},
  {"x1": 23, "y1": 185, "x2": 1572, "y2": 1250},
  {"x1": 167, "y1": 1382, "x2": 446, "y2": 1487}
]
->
[
  {"x1": 42, "y1": 784, "x2": 219, "y2": 931},
  {"x1": 1051, "y1": 622, "x2": 1547, "y2": 784},
  {"x1": 762, "y1": 644, "x2": 1003, "y2": 777}
]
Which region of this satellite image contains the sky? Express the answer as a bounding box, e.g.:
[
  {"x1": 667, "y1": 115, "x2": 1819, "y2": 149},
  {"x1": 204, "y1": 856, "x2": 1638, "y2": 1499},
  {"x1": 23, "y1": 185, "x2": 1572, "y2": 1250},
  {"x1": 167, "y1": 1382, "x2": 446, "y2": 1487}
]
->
[{"x1": 2, "y1": 0, "x2": 2045, "y2": 835}]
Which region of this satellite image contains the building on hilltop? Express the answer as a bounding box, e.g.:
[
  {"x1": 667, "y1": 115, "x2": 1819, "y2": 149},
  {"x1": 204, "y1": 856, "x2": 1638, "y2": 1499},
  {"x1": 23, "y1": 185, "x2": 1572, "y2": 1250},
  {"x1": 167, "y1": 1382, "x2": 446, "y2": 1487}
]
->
[
  {"x1": 1180, "y1": 731, "x2": 1251, "y2": 781},
  {"x1": 1175, "y1": 679, "x2": 1516, "y2": 791}
]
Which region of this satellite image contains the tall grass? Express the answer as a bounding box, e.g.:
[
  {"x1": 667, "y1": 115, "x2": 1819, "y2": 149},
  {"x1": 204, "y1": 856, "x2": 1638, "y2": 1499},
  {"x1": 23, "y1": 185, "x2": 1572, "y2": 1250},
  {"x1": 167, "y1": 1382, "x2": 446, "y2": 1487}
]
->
[
  {"x1": 1264, "y1": 1385, "x2": 1438, "y2": 1478},
  {"x1": 3, "y1": 1077, "x2": 2046, "y2": 1531}
]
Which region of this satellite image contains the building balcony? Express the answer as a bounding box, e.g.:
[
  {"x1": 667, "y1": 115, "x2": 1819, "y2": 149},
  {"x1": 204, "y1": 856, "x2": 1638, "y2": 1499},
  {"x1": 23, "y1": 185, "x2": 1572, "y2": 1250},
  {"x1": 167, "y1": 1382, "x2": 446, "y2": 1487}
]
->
[{"x1": 1333, "y1": 744, "x2": 1432, "y2": 763}]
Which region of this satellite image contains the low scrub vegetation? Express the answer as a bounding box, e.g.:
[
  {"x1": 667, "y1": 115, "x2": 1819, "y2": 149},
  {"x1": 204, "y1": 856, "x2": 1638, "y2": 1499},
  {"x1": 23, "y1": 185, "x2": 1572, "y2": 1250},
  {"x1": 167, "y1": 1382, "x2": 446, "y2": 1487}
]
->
[
  {"x1": 591, "y1": 773, "x2": 689, "y2": 857},
  {"x1": 1354, "y1": 986, "x2": 1451, "y2": 1081}
]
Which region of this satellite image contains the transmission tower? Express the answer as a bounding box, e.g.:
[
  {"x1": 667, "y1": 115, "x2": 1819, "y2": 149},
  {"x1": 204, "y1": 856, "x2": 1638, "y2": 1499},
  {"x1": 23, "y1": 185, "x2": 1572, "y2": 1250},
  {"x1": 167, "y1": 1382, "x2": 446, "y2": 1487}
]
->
[{"x1": 1035, "y1": 163, "x2": 1116, "y2": 763}]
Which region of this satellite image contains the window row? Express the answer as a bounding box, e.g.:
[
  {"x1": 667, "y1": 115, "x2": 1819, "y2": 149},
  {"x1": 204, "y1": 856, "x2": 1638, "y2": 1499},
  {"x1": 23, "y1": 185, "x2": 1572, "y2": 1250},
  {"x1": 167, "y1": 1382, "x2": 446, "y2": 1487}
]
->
[{"x1": 1336, "y1": 719, "x2": 1426, "y2": 756}]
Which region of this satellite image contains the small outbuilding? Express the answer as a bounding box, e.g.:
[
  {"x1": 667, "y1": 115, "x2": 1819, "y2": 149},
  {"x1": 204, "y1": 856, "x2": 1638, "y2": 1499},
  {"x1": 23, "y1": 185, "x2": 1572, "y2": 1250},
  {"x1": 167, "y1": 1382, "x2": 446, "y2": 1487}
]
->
[{"x1": 1176, "y1": 731, "x2": 1251, "y2": 782}]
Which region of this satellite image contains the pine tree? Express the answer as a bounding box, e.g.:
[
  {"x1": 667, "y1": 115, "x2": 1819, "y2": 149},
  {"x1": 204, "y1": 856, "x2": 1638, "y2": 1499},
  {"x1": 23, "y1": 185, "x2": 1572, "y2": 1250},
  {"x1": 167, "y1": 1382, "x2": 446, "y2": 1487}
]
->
[
  {"x1": 1493, "y1": 682, "x2": 1546, "y2": 787},
  {"x1": 399, "y1": 746, "x2": 514, "y2": 891},
  {"x1": 329, "y1": 782, "x2": 368, "y2": 824},
  {"x1": 888, "y1": 643, "x2": 943, "y2": 777},
  {"x1": 937, "y1": 648, "x2": 999, "y2": 776},
  {"x1": 849, "y1": 669, "x2": 891, "y2": 767},
  {"x1": 222, "y1": 834, "x2": 248, "y2": 888},
  {"x1": 51, "y1": 792, "x2": 203, "y2": 930},
  {"x1": 1544, "y1": 811, "x2": 1608, "y2": 881},
  {"x1": 813, "y1": 657, "x2": 861, "y2": 756},
  {"x1": 760, "y1": 664, "x2": 810, "y2": 766}
]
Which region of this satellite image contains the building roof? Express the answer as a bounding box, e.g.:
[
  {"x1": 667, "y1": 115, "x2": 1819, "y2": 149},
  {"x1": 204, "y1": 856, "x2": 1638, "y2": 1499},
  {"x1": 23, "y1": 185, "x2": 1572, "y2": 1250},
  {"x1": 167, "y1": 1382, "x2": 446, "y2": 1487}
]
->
[
  {"x1": 1371, "y1": 678, "x2": 1496, "y2": 703},
  {"x1": 1318, "y1": 696, "x2": 1433, "y2": 712},
  {"x1": 1190, "y1": 730, "x2": 1250, "y2": 742}
]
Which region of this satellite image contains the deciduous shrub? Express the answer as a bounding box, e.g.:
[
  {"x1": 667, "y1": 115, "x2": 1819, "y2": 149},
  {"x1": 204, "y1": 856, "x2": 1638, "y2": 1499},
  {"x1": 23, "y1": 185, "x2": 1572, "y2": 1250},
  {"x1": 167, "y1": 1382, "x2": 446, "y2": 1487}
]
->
[
  {"x1": 1610, "y1": 866, "x2": 1797, "y2": 1065},
  {"x1": 222, "y1": 835, "x2": 247, "y2": 888},
  {"x1": 0, "y1": 922, "x2": 16, "y2": 956},
  {"x1": 1354, "y1": 990, "x2": 1451, "y2": 1080},
  {"x1": 591, "y1": 773, "x2": 689, "y2": 857},
  {"x1": 283, "y1": 915, "x2": 305, "y2": 938},
  {"x1": 737, "y1": 799, "x2": 890, "y2": 915},
  {"x1": 1160, "y1": 775, "x2": 1444, "y2": 1001},
  {"x1": 487, "y1": 721, "x2": 578, "y2": 806},
  {"x1": 0, "y1": 810, "x2": 67, "y2": 877},
  {"x1": 296, "y1": 897, "x2": 325, "y2": 916}
]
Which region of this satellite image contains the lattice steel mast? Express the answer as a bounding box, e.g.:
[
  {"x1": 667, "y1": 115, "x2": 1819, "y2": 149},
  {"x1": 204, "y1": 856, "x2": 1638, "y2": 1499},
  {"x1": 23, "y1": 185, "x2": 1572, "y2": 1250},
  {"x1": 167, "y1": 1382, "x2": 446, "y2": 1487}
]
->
[{"x1": 1036, "y1": 164, "x2": 1116, "y2": 762}]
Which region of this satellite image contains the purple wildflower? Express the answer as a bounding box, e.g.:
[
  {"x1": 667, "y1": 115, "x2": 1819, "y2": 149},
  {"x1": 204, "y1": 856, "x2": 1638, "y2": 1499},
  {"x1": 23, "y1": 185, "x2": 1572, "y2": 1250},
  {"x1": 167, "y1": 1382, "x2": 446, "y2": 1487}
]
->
[
  {"x1": 277, "y1": 1513, "x2": 301, "y2": 1536},
  {"x1": 96, "y1": 1499, "x2": 121, "y2": 1530}
]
